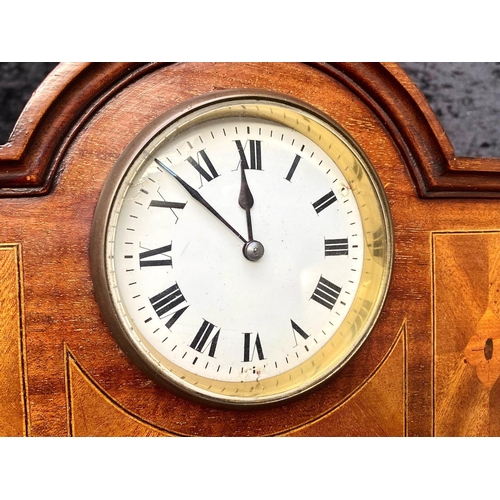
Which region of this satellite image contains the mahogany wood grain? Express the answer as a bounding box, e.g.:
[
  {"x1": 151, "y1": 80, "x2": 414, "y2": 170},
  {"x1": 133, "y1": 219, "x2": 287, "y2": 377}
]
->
[
  {"x1": 433, "y1": 231, "x2": 500, "y2": 436},
  {"x1": 0, "y1": 62, "x2": 499, "y2": 436},
  {"x1": 2, "y1": 62, "x2": 499, "y2": 198},
  {"x1": 0, "y1": 244, "x2": 27, "y2": 436}
]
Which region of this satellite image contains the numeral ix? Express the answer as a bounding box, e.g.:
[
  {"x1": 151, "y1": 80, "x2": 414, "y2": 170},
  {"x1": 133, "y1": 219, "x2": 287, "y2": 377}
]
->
[{"x1": 139, "y1": 243, "x2": 173, "y2": 268}]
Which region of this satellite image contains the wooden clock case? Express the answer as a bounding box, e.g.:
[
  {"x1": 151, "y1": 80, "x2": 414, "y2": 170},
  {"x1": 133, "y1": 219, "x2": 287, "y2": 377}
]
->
[{"x1": 1, "y1": 62, "x2": 499, "y2": 437}]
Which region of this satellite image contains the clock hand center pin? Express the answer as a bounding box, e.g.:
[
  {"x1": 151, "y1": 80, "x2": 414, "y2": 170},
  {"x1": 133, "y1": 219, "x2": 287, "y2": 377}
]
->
[{"x1": 239, "y1": 163, "x2": 265, "y2": 262}]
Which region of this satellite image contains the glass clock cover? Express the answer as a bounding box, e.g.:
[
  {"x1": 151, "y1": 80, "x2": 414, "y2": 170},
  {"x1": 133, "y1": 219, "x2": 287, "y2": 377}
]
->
[{"x1": 90, "y1": 90, "x2": 393, "y2": 407}]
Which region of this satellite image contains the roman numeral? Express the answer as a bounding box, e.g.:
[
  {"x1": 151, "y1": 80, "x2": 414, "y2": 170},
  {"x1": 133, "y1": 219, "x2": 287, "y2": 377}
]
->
[
  {"x1": 150, "y1": 283, "x2": 187, "y2": 319},
  {"x1": 235, "y1": 140, "x2": 262, "y2": 170},
  {"x1": 325, "y1": 238, "x2": 349, "y2": 256},
  {"x1": 186, "y1": 150, "x2": 219, "y2": 182},
  {"x1": 148, "y1": 200, "x2": 186, "y2": 224},
  {"x1": 311, "y1": 276, "x2": 341, "y2": 310},
  {"x1": 165, "y1": 305, "x2": 189, "y2": 329},
  {"x1": 312, "y1": 190, "x2": 337, "y2": 214},
  {"x1": 149, "y1": 200, "x2": 186, "y2": 209},
  {"x1": 291, "y1": 320, "x2": 309, "y2": 343},
  {"x1": 190, "y1": 320, "x2": 220, "y2": 357},
  {"x1": 243, "y1": 332, "x2": 265, "y2": 362},
  {"x1": 139, "y1": 244, "x2": 173, "y2": 268},
  {"x1": 285, "y1": 154, "x2": 301, "y2": 181}
]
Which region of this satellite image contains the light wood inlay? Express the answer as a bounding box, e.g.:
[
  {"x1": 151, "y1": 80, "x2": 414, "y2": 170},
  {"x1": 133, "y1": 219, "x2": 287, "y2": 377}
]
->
[
  {"x1": 66, "y1": 347, "x2": 172, "y2": 437},
  {"x1": 285, "y1": 320, "x2": 407, "y2": 436},
  {"x1": 433, "y1": 231, "x2": 500, "y2": 436},
  {"x1": 0, "y1": 244, "x2": 28, "y2": 436}
]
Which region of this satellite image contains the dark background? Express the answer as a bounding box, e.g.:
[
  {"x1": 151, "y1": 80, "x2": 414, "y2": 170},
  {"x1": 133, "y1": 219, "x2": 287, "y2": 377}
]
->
[
  {"x1": 0, "y1": 62, "x2": 58, "y2": 143},
  {"x1": 1, "y1": 62, "x2": 499, "y2": 158}
]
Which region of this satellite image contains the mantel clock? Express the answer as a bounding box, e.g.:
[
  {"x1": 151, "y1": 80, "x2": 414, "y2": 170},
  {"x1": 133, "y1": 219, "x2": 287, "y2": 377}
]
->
[{"x1": 0, "y1": 62, "x2": 498, "y2": 436}]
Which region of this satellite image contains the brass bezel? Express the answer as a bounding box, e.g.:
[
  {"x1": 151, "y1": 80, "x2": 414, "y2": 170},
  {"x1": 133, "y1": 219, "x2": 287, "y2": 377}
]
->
[{"x1": 90, "y1": 89, "x2": 394, "y2": 408}]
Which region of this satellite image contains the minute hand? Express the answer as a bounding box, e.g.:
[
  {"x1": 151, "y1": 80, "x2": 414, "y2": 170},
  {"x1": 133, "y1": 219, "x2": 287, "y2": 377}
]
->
[{"x1": 155, "y1": 158, "x2": 248, "y2": 245}]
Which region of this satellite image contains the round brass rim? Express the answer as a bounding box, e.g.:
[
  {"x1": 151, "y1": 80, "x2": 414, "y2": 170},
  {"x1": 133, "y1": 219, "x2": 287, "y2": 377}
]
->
[{"x1": 90, "y1": 89, "x2": 394, "y2": 408}]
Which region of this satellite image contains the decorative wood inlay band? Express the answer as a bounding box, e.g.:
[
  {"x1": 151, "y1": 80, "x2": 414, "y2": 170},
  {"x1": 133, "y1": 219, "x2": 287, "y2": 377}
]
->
[
  {"x1": 0, "y1": 244, "x2": 28, "y2": 436},
  {"x1": 65, "y1": 346, "x2": 173, "y2": 437},
  {"x1": 282, "y1": 318, "x2": 407, "y2": 436},
  {"x1": 433, "y1": 231, "x2": 500, "y2": 436}
]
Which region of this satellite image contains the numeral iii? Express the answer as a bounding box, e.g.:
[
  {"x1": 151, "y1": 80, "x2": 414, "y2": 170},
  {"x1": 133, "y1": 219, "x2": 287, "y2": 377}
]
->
[{"x1": 324, "y1": 238, "x2": 348, "y2": 256}]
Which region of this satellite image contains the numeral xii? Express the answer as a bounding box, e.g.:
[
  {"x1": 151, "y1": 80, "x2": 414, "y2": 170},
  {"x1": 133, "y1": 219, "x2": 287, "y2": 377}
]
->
[{"x1": 236, "y1": 140, "x2": 262, "y2": 170}]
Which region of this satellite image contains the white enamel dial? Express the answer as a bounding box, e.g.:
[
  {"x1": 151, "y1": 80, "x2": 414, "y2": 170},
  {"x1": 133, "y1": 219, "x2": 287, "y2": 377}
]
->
[{"x1": 91, "y1": 91, "x2": 393, "y2": 406}]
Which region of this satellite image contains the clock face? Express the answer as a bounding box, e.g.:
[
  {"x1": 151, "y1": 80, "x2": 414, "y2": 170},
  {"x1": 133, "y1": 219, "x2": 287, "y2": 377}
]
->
[{"x1": 91, "y1": 90, "x2": 393, "y2": 407}]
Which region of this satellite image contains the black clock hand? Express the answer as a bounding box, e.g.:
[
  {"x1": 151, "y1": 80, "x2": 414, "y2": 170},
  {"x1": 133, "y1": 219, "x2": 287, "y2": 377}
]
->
[
  {"x1": 238, "y1": 164, "x2": 254, "y2": 241},
  {"x1": 237, "y1": 164, "x2": 265, "y2": 262},
  {"x1": 155, "y1": 158, "x2": 248, "y2": 245}
]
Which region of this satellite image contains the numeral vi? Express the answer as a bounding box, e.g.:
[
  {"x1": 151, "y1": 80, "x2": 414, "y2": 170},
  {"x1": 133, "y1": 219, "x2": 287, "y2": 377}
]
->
[{"x1": 243, "y1": 332, "x2": 265, "y2": 362}]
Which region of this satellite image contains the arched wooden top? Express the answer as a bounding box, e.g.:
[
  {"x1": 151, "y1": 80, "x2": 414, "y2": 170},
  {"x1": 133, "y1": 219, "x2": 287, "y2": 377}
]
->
[
  {"x1": 0, "y1": 63, "x2": 162, "y2": 196},
  {"x1": 0, "y1": 62, "x2": 499, "y2": 198}
]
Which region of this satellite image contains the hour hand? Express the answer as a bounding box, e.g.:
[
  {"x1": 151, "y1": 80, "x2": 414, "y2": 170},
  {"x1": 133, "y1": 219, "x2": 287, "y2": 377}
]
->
[
  {"x1": 238, "y1": 164, "x2": 265, "y2": 262},
  {"x1": 238, "y1": 163, "x2": 254, "y2": 241},
  {"x1": 155, "y1": 158, "x2": 248, "y2": 245}
]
